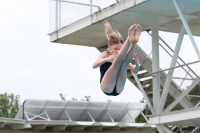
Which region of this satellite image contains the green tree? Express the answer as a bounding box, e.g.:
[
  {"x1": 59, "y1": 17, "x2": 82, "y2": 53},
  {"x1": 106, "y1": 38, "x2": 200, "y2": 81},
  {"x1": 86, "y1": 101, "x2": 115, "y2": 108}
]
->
[
  {"x1": 59, "y1": 94, "x2": 92, "y2": 101},
  {"x1": 188, "y1": 84, "x2": 200, "y2": 105},
  {"x1": 71, "y1": 98, "x2": 78, "y2": 101},
  {"x1": 81, "y1": 96, "x2": 92, "y2": 101},
  {"x1": 135, "y1": 98, "x2": 151, "y2": 123},
  {"x1": 0, "y1": 93, "x2": 20, "y2": 118},
  {"x1": 59, "y1": 93, "x2": 66, "y2": 100}
]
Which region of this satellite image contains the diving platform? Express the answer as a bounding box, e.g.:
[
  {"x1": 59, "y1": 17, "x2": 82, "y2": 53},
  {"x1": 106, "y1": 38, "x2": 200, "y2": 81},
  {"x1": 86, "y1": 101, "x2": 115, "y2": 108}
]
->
[{"x1": 50, "y1": 0, "x2": 200, "y2": 45}]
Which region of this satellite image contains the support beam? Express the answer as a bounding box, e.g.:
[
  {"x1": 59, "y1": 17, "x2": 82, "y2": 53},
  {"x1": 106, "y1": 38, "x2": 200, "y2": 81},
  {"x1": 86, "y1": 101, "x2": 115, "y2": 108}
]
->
[
  {"x1": 140, "y1": 112, "x2": 149, "y2": 123},
  {"x1": 56, "y1": 101, "x2": 70, "y2": 120},
  {"x1": 133, "y1": 74, "x2": 154, "y2": 114},
  {"x1": 87, "y1": 111, "x2": 95, "y2": 122},
  {"x1": 65, "y1": 111, "x2": 72, "y2": 121},
  {"x1": 149, "y1": 106, "x2": 200, "y2": 126},
  {"x1": 158, "y1": 25, "x2": 185, "y2": 113},
  {"x1": 164, "y1": 77, "x2": 200, "y2": 113},
  {"x1": 172, "y1": 0, "x2": 200, "y2": 60},
  {"x1": 115, "y1": 103, "x2": 129, "y2": 122},
  {"x1": 107, "y1": 112, "x2": 115, "y2": 122},
  {"x1": 152, "y1": 28, "x2": 160, "y2": 114},
  {"x1": 96, "y1": 102, "x2": 110, "y2": 122}
]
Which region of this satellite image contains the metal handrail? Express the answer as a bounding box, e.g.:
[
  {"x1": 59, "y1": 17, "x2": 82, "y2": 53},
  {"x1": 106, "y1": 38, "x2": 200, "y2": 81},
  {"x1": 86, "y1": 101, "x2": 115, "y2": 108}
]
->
[
  {"x1": 146, "y1": 31, "x2": 198, "y2": 79},
  {"x1": 136, "y1": 45, "x2": 183, "y2": 92},
  {"x1": 57, "y1": 0, "x2": 101, "y2": 11}
]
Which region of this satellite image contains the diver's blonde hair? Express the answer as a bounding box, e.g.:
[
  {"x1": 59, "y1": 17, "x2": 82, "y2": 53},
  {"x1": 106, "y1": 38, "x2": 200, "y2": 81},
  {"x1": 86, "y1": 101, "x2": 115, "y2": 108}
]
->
[{"x1": 104, "y1": 21, "x2": 123, "y2": 46}]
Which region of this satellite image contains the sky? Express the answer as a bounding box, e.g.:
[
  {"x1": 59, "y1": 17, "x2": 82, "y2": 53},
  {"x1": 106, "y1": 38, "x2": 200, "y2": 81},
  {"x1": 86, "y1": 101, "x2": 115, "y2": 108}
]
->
[{"x1": 0, "y1": 0, "x2": 200, "y2": 104}]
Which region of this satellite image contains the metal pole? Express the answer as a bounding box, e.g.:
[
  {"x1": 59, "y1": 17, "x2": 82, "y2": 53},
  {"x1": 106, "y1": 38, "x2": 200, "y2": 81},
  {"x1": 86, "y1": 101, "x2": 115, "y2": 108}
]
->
[
  {"x1": 140, "y1": 112, "x2": 149, "y2": 123},
  {"x1": 107, "y1": 112, "x2": 115, "y2": 123},
  {"x1": 152, "y1": 28, "x2": 160, "y2": 114},
  {"x1": 56, "y1": 0, "x2": 58, "y2": 31},
  {"x1": 87, "y1": 111, "x2": 95, "y2": 122},
  {"x1": 65, "y1": 111, "x2": 72, "y2": 121},
  {"x1": 179, "y1": 70, "x2": 190, "y2": 89},
  {"x1": 158, "y1": 25, "x2": 185, "y2": 113},
  {"x1": 22, "y1": 100, "x2": 26, "y2": 120},
  {"x1": 90, "y1": 0, "x2": 92, "y2": 15},
  {"x1": 59, "y1": 0, "x2": 61, "y2": 29},
  {"x1": 145, "y1": 60, "x2": 200, "y2": 77},
  {"x1": 90, "y1": 0, "x2": 93, "y2": 23},
  {"x1": 164, "y1": 77, "x2": 200, "y2": 113},
  {"x1": 172, "y1": 0, "x2": 200, "y2": 60},
  {"x1": 133, "y1": 74, "x2": 154, "y2": 114}
]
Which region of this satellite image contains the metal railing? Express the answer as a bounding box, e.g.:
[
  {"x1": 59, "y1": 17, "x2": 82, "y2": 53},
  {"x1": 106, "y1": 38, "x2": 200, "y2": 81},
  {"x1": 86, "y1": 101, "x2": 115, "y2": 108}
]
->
[
  {"x1": 146, "y1": 31, "x2": 198, "y2": 79},
  {"x1": 49, "y1": 0, "x2": 120, "y2": 34},
  {"x1": 136, "y1": 45, "x2": 183, "y2": 93}
]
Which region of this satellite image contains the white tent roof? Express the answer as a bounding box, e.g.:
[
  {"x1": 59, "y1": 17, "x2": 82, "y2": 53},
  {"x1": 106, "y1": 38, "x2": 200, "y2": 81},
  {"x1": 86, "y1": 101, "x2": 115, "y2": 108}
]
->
[
  {"x1": 15, "y1": 100, "x2": 146, "y2": 123},
  {"x1": 0, "y1": 100, "x2": 158, "y2": 132}
]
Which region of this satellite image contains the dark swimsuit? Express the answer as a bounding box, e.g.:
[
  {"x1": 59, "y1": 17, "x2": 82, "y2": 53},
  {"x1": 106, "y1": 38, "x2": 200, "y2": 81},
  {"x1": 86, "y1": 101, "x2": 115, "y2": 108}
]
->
[{"x1": 100, "y1": 62, "x2": 120, "y2": 96}]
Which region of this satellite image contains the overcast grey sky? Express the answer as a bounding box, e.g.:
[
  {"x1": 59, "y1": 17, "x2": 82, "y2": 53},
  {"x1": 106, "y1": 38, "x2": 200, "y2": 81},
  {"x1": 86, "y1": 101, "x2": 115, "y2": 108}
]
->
[{"x1": 1, "y1": 0, "x2": 200, "y2": 104}]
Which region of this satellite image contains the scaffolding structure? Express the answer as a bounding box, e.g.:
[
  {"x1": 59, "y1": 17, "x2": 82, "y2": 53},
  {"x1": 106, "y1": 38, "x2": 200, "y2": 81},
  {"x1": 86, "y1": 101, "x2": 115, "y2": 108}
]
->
[{"x1": 47, "y1": 0, "x2": 200, "y2": 132}]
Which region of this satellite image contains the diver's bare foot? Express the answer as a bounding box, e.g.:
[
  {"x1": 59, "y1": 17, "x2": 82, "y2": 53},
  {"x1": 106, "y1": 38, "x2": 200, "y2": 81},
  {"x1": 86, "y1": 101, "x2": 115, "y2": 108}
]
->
[
  {"x1": 128, "y1": 24, "x2": 137, "y2": 43},
  {"x1": 134, "y1": 24, "x2": 142, "y2": 42}
]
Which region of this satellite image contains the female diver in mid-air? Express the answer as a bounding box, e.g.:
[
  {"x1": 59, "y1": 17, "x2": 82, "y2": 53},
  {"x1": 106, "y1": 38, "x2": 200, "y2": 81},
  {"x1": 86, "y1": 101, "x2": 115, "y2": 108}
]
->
[{"x1": 92, "y1": 22, "x2": 142, "y2": 96}]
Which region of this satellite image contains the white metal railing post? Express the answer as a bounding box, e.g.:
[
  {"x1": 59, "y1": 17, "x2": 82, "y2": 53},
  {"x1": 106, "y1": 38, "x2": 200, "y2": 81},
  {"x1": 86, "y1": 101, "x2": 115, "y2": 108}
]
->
[
  {"x1": 90, "y1": 0, "x2": 92, "y2": 15},
  {"x1": 90, "y1": 0, "x2": 93, "y2": 23},
  {"x1": 59, "y1": 0, "x2": 61, "y2": 29},
  {"x1": 158, "y1": 25, "x2": 185, "y2": 113},
  {"x1": 56, "y1": 0, "x2": 58, "y2": 31},
  {"x1": 172, "y1": 0, "x2": 200, "y2": 60},
  {"x1": 152, "y1": 27, "x2": 160, "y2": 114}
]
